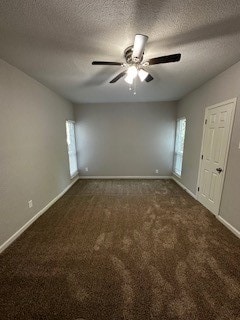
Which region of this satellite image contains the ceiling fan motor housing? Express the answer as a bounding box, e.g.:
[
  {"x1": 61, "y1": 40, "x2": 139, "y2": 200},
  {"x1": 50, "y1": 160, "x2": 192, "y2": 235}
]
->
[{"x1": 124, "y1": 46, "x2": 143, "y2": 64}]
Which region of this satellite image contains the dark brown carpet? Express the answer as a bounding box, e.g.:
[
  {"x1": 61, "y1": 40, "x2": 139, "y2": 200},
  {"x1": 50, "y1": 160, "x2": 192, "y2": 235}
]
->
[{"x1": 0, "y1": 179, "x2": 240, "y2": 320}]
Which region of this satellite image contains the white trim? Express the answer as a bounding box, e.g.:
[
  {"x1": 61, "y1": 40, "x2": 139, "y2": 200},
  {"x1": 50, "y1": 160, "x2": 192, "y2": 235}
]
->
[
  {"x1": 70, "y1": 171, "x2": 79, "y2": 179},
  {"x1": 196, "y1": 98, "x2": 237, "y2": 214},
  {"x1": 172, "y1": 176, "x2": 240, "y2": 239},
  {"x1": 172, "y1": 171, "x2": 181, "y2": 179},
  {"x1": 173, "y1": 117, "x2": 186, "y2": 177},
  {"x1": 177, "y1": 116, "x2": 187, "y2": 121},
  {"x1": 172, "y1": 176, "x2": 197, "y2": 199},
  {"x1": 0, "y1": 176, "x2": 79, "y2": 254},
  {"x1": 2, "y1": 174, "x2": 238, "y2": 255},
  {"x1": 217, "y1": 215, "x2": 240, "y2": 239},
  {"x1": 78, "y1": 176, "x2": 172, "y2": 179}
]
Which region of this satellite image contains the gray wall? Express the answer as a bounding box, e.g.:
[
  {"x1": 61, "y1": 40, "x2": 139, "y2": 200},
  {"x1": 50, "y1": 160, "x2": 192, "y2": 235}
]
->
[
  {"x1": 176, "y1": 60, "x2": 240, "y2": 232},
  {"x1": 0, "y1": 59, "x2": 75, "y2": 247},
  {"x1": 74, "y1": 102, "x2": 177, "y2": 177}
]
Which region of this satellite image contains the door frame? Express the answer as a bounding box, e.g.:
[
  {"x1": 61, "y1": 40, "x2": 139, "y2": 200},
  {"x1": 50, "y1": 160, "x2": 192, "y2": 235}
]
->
[{"x1": 196, "y1": 98, "x2": 237, "y2": 215}]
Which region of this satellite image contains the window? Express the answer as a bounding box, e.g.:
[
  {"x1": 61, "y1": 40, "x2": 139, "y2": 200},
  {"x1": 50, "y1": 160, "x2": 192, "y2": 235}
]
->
[
  {"x1": 66, "y1": 121, "x2": 78, "y2": 178},
  {"x1": 173, "y1": 117, "x2": 186, "y2": 177}
]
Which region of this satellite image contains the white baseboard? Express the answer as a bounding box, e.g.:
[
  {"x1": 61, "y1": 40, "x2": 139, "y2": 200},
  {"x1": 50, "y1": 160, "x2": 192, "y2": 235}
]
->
[
  {"x1": 78, "y1": 176, "x2": 172, "y2": 179},
  {"x1": 171, "y1": 177, "x2": 240, "y2": 239},
  {"x1": 217, "y1": 215, "x2": 240, "y2": 239},
  {"x1": 0, "y1": 176, "x2": 79, "y2": 254},
  {"x1": 172, "y1": 176, "x2": 197, "y2": 199},
  {"x1": 2, "y1": 175, "x2": 238, "y2": 253}
]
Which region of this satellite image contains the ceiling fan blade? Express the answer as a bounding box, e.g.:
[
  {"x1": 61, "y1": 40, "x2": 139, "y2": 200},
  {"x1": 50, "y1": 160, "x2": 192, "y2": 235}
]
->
[
  {"x1": 109, "y1": 71, "x2": 127, "y2": 83},
  {"x1": 145, "y1": 74, "x2": 154, "y2": 82},
  {"x1": 148, "y1": 53, "x2": 181, "y2": 65},
  {"x1": 132, "y1": 34, "x2": 148, "y2": 60},
  {"x1": 92, "y1": 61, "x2": 123, "y2": 66}
]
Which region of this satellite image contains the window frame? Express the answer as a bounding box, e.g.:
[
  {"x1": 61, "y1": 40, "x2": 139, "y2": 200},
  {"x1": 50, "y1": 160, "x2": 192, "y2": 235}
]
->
[
  {"x1": 66, "y1": 120, "x2": 78, "y2": 179},
  {"x1": 173, "y1": 117, "x2": 186, "y2": 178}
]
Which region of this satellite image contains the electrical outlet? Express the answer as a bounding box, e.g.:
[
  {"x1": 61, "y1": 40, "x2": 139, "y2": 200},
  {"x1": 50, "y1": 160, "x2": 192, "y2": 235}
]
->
[
  {"x1": 155, "y1": 169, "x2": 159, "y2": 174},
  {"x1": 28, "y1": 200, "x2": 33, "y2": 208},
  {"x1": 85, "y1": 167, "x2": 88, "y2": 172}
]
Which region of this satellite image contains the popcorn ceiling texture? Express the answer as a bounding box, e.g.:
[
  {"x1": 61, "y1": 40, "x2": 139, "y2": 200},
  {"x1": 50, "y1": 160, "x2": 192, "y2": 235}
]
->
[
  {"x1": 0, "y1": 0, "x2": 240, "y2": 103},
  {"x1": 0, "y1": 179, "x2": 240, "y2": 319}
]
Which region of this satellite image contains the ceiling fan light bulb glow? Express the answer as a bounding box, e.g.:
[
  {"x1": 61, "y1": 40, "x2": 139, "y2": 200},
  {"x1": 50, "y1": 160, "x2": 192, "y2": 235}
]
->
[
  {"x1": 138, "y1": 69, "x2": 149, "y2": 81},
  {"x1": 127, "y1": 66, "x2": 138, "y2": 79},
  {"x1": 125, "y1": 74, "x2": 134, "y2": 85}
]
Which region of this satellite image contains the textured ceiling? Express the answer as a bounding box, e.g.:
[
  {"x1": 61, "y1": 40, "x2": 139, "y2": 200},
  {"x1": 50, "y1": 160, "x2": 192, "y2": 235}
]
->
[{"x1": 0, "y1": 0, "x2": 240, "y2": 103}]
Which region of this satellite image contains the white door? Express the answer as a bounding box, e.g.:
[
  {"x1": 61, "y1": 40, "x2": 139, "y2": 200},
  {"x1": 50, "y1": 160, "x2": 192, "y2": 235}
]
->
[{"x1": 197, "y1": 99, "x2": 236, "y2": 215}]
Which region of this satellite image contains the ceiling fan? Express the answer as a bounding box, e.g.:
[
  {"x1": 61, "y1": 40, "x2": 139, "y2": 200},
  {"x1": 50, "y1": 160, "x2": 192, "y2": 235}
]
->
[{"x1": 92, "y1": 34, "x2": 181, "y2": 88}]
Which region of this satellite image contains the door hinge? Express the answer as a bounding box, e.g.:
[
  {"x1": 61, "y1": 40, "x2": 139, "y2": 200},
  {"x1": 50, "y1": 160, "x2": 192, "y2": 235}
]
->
[
  {"x1": 201, "y1": 154, "x2": 203, "y2": 160},
  {"x1": 198, "y1": 187, "x2": 200, "y2": 192},
  {"x1": 205, "y1": 119, "x2": 207, "y2": 124}
]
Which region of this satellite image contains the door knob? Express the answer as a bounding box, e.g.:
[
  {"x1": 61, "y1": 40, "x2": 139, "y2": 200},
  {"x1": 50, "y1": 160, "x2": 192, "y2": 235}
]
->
[{"x1": 216, "y1": 167, "x2": 223, "y2": 173}]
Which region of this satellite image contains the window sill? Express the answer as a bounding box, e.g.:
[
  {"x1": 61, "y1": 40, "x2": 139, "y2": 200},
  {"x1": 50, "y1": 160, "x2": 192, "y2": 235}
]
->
[
  {"x1": 172, "y1": 171, "x2": 182, "y2": 179},
  {"x1": 70, "y1": 172, "x2": 79, "y2": 180}
]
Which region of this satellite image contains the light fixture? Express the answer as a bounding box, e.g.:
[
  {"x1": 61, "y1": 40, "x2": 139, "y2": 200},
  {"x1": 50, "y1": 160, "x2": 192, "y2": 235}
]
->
[
  {"x1": 124, "y1": 65, "x2": 138, "y2": 85},
  {"x1": 138, "y1": 69, "x2": 148, "y2": 82},
  {"x1": 124, "y1": 65, "x2": 148, "y2": 94},
  {"x1": 125, "y1": 74, "x2": 134, "y2": 85},
  {"x1": 127, "y1": 65, "x2": 138, "y2": 78}
]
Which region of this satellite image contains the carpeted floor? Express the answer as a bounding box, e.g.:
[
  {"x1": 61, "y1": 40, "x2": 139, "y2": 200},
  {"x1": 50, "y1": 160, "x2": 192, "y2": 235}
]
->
[{"x1": 0, "y1": 179, "x2": 240, "y2": 320}]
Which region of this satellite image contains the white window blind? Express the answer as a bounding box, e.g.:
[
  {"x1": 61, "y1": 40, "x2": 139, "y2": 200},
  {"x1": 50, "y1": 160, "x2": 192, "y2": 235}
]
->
[
  {"x1": 66, "y1": 121, "x2": 78, "y2": 178},
  {"x1": 173, "y1": 118, "x2": 186, "y2": 177}
]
